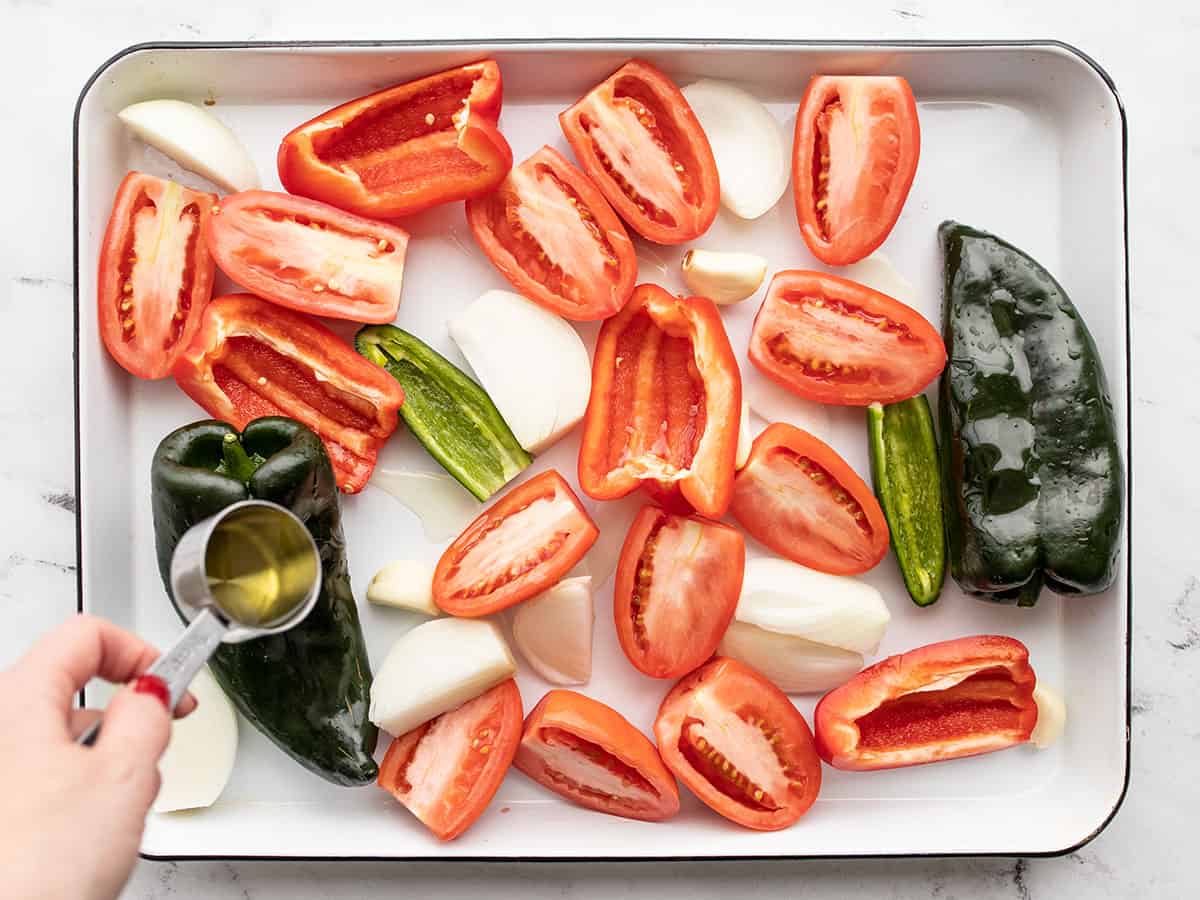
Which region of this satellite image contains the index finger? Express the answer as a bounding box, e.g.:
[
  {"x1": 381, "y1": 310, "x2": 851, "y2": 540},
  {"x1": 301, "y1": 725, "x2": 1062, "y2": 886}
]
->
[{"x1": 18, "y1": 614, "x2": 163, "y2": 704}]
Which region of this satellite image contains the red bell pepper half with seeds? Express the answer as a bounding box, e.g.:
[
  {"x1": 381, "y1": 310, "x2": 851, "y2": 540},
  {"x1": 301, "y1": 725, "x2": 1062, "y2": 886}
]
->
[
  {"x1": 731, "y1": 423, "x2": 889, "y2": 575},
  {"x1": 432, "y1": 470, "x2": 598, "y2": 618},
  {"x1": 749, "y1": 270, "x2": 945, "y2": 407},
  {"x1": 614, "y1": 506, "x2": 744, "y2": 679},
  {"x1": 172, "y1": 294, "x2": 404, "y2": 493},
  {"x1": 98, "y1": 172, "x2": 217, "y2": 380},
  {"x1": 814, "y1": 635, "x2": 1039, "y2": 771},
  {"x1": 792, "y1": 75, "x2": 920, "y2": 266},
  {"x1": 278, "y1": 60, "x2": 512, "y2": 218},
  {"x1": 578, "y1": 283, "x2": 741, "y2": 518},
  {"x1": 655, "y1": 657, "x2": 822, "y2": 831},
  {"x1": 465, "y1": 145, "x2": 637, "y2": 321},
  {"x1": 514, "y1": 689, "x2": 680, "y2": 822},
  {"x1": 204, "y1": 190, "x2": 410, "y2": 323},
  {"x1": 378, "y1": 679, "x2": 523, "y2": 841},
  {"x1": 560, "y1": 59, "x2": 719, "y2": 245}
]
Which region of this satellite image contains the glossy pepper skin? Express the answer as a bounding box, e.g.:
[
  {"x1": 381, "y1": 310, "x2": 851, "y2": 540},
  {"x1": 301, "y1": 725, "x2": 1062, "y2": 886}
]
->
[
  {"x1": 939, "y1": 222, "x2": 1124, "y2": 606},
  {"x1": 151, "y1": 417, "x2": 377, "y2": 785},
  {"x1": 814, "y1": 634, "x2": 1038, "y2": 771},
  {"x1": 355, "y1": 324, "x2": 531, "y2": 501}
]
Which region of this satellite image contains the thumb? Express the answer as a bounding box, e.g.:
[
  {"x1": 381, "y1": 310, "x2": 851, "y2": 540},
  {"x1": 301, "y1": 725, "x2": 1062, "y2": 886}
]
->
[{"x1": 97, "y1": 675, "x2": 173, "y2": 772}]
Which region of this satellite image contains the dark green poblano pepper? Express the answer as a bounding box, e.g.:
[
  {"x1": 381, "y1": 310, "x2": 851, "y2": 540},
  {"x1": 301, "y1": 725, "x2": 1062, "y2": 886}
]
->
[
  {"x1": 151, "y1": 416, "x2": 377, "y2": 785},
  {"x1": 939, "y1": 221, "x2": 1124, "y2": 606}
]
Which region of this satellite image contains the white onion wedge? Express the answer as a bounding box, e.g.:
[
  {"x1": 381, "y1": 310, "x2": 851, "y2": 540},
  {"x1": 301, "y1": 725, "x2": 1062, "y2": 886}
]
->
[
  {"x1": 369, "y1": 618, "x2": 516, "y2": 737},
  {"x1": 449, "y1": 290, "x2": 591, "y2": 453},
  {"x1": 735, "y1": 557, "x2": 890, "y2": 656},
  {"x1": 118, "y1": 99, "x2": 259, "y2": 192},
  {"x1": 681, "y1": 249, "x2": 767, "y2": 305},
  {"x1": 718, "y1": 622, "x2": 864, "y2": 694},
  {"x1": 681, "y1": 80, "x2": 789, "y2": 220},
  {"x1": 367, "y1": 559, "x2": 439, "y2": 616},
  {"x1": 1031, "y1": 683, "x2": 1067, "y2": 749},
  {"x1": 153, "y1": 667, "x2": 237, "y2": 813},
  {"x1": 511, "y1": 576, "x2": 594, "y2": 685}
]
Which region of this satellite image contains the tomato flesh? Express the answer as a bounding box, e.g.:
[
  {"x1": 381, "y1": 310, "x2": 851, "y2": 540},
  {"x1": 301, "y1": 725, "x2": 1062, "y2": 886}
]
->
[
  {"x1": 378, "y1": 679, "x2": 522, "y2": 841},
  {"x1": 204, "y1": 190, "x2": 409, "y2": 323},
  {"x1": 514, "y1": 689, "x2": 680, "y2": 822},
  {"x1": 793, "y1": 76, "x2": 920, "y2": 265},
  {"x1": 731, "y1": 423, "x2": 889, "y2": 575},
  {"x1": 749, "y1": 270, "x2": 945, "y2": 406},
  {"x1": 171, "y1": 293, "x2": 405, "y2": 492},
  {"x1": 578, "y1": 284, "x2": 741, "y2": 518},
  {"x1": 655, "y1": 658, "x2": 821, "y2": 831},
  {"x1": 614, "y1": 506, "x2": 744, "y2": 679},
  {"x1": 97, "y1": 172, "x2": 216, "y2": 379},
  {"x1": 466, "y1": 145, "x2": 637, "y2": 320},
  {"x1": 433, "y1": 470, "x2": 599, "y2": 617},
  {"x1": 561, "y1": 60, "x2": 719, "y2": 244}
]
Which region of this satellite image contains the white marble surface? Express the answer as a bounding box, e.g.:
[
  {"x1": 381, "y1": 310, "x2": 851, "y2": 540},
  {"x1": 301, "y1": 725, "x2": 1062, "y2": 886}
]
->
[{"x1": 1, "y1": 0, "x2": 1194, "y2": 896}]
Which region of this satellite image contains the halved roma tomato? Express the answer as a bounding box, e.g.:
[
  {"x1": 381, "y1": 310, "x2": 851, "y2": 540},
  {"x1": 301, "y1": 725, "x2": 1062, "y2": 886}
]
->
[
  {"x1": 172, "y1": 293, "x2": 405, "y2": 492},
  {"x1": 204, "y1": 190, "x2": 410, "y2": 323},
  {"x1": 749, "y1": 270, "x2": 945, "y2": 406},
  {"x1": 731, "y1": 423, "x2": 889, "y2": 575},
  {"x1": 578, "y1": 284, "x2": 741, "y2": 518},
  {"x1": 378, "y1": 679, "x2": 523, "y2": 841},
  {"x1": 560, "y1": 59, "x2": 719, "y2": 244},
  {"x1": 814, "y1": 636, "x2": 1038, "y2": 771},
  {"x1": 278, "y1": 61, "x2": 512, "y2": 218},
  {"x1": 792, "y1": 75, "x2": 920, "y2": 265},
  {"x1": 514, "y1": 689, "x2": 680, "y2": 822},
  {"x1": 614, "y1": 506, "x2": 744, "y2": 679},
  {"x1": 466, "y1": 145, "x2": 637, "y2": 321},
  {"x1": 654, "y1": 657, "x2": 822, "y2": 831},
  {"x1": 97, "y1": 172, "x2": 216, "y2": 379},
  {"x1": 432, "y1": 470, "x2": 599, "y2": 617}
]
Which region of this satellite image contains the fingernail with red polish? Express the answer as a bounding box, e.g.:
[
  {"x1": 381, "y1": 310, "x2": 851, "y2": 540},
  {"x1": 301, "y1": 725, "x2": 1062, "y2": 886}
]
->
[{"x1": 133, "y1": 674, "x2": 170, "y2": 709}]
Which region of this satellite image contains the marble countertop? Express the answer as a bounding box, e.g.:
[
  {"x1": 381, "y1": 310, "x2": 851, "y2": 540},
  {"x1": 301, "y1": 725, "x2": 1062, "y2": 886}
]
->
[{"x1": 3, "y1": 0, "x2": 1194, "y2": 896}]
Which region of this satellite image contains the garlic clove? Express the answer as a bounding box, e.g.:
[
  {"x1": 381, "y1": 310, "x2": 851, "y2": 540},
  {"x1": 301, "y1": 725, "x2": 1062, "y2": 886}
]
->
[
  {"x1": 681, "y1": 249, "x2": 767, "y2": 305},
  {"x1": 366, "y1": 559, "x2": 439, "y2": 616},
  {"x1": 511, "y1": 576, "x2": 594, "y2": 685},
  {"x1": 1030, "y1": 683, "x2": 1067, "y2": 749}
]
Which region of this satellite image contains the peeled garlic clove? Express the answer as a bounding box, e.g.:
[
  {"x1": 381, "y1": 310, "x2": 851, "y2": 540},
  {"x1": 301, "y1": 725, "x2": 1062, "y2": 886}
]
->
[
  {"x1": 118, "y1": 99, "x2": 259, "y2": 192},
  {"x1": 718, "y1": 621, "x2": 863, "y2": 694},
  {"x1": 512, "y1": 576, "x2": 594, "y2": 685},
  {"x1": 681, "y1": 79, "x2": 789, "y2": 219},
  {"x1": 735, "y1": 557, "x2": 890, "y2": 655},
  {"x1": 681, "y1": 249, "x2": 767, "y2": 305},
  {"x1": 1031, "y1": 683, "x2": 1067, "y2": 749},
  {"x1": 735, "y1": 397, "x2": 753, "y2": 470},
  {"x1": 367, "y1": 559, "x2": 439, "y2": 616}
]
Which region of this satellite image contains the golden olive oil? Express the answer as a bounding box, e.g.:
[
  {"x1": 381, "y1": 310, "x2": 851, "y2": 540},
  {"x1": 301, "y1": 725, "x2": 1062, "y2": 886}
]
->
[{"x1": 204, "y1": 506, "x2": 318, "y2": 627}]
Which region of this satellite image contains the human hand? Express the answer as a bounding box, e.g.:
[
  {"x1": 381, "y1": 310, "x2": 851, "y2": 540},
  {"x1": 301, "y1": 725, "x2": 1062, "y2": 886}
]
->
[{"x1": 0, "y1": 615, "x2": 195, "y2": 900}]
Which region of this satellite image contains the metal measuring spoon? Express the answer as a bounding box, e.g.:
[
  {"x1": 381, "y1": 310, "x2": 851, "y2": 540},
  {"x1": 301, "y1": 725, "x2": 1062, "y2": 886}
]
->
[{"x1": 76, "y1": 500, "x2": 321, "y2": 746}]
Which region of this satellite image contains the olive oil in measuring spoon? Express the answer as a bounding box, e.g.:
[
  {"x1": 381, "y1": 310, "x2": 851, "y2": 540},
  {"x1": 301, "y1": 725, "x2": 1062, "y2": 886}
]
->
[{"x1": 204, "y1": 505, "x2": 319, "y2": 628}]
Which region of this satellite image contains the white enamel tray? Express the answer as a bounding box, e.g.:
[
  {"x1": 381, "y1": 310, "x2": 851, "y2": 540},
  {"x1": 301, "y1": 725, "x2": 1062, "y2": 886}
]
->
[{"x1": 73, "y1": 40, "x2": 1130, "y2": 860}]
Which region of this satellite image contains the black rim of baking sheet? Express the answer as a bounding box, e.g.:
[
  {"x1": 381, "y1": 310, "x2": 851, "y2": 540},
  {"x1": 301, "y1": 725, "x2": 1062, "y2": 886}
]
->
[{"x1": 71, "y1": 37, "x2": 1132, "y2": 864}]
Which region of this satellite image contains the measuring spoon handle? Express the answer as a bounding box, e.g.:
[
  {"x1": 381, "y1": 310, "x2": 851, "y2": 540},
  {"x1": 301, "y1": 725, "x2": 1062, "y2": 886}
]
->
[{"x1": 75, "y1": 609, "x2": 228, "y2": 746}]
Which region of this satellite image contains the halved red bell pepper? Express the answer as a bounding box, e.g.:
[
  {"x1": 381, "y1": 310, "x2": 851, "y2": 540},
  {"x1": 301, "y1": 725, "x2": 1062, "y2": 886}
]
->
[
  {"x1": 277, "y1": 60, "x2": 512, "y2": 218},
  {"x1": 577, "y1": 283, "x2": 740, "y2": 518},
  {"x1": 814, "y1": 635, "x2": 1038, "y2": 771},
  {"x1": 172, "y1": 294, "x2": 405, "y2": 493}
]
